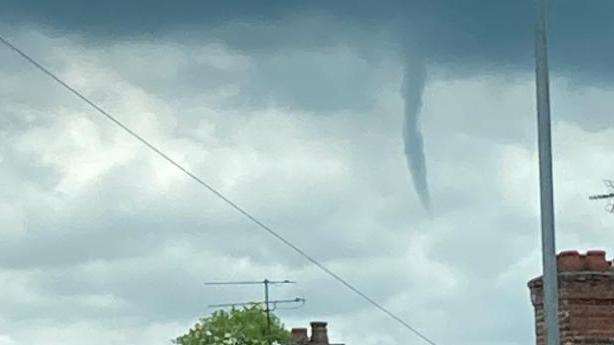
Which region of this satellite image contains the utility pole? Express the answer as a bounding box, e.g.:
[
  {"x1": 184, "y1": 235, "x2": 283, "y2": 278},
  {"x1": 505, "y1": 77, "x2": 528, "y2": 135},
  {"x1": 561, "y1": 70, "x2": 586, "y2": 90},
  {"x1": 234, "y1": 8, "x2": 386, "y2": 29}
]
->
[
  {"x1": 534, "y1": 0, "x2": 560, "y2": 345},
  {"x1": 204, "y1": 279, "x2": 303, "y2": 345}
]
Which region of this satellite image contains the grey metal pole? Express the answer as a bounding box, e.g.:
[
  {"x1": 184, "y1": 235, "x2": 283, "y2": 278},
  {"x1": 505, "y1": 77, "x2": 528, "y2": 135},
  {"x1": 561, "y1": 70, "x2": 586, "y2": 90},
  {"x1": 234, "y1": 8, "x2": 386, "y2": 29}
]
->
[{"x1": 534, "y1": 0, "x2": 560, "y2": 345}]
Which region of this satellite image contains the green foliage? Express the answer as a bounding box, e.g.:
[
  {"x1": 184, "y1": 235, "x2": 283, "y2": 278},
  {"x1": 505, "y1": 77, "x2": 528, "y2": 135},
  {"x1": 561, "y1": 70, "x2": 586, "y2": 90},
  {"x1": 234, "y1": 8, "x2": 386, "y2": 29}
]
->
[{"x1": 174, "y1": 305, "x2": 290, "y2": 345}]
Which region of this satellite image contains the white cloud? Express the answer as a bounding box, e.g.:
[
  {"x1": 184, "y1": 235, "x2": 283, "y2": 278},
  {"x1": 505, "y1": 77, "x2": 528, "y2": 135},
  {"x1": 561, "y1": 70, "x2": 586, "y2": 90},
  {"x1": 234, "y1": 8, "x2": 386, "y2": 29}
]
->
[{"x1": 0, "y1": 335, "x2": 15, "y2": 345}]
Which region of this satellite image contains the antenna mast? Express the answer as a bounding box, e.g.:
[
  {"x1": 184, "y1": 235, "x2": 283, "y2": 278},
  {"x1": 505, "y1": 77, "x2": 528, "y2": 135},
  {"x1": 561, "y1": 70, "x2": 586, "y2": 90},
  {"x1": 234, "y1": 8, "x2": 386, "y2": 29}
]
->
[
  {"x1": 204, "y1": 279, "x2": 304, "y2": 345},
  {"x1": 589, "y1": 180, "x2": 614, "y2": 213}
]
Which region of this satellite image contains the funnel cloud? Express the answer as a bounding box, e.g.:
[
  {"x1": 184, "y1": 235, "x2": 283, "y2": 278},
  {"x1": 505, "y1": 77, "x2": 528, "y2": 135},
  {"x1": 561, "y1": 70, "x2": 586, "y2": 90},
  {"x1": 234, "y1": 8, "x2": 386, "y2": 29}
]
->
[{"x1": 402, "y1": 59, "x2": 431, "y2": 212}]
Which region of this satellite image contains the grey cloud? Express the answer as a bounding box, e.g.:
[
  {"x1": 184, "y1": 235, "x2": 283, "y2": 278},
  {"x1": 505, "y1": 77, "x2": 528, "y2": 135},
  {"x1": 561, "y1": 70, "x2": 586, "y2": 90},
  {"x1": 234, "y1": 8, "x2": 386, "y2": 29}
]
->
[
  {"x1": 4, "y1": 0, "x2": 614, "y2": 83},
  {"x1": 1, "y1": 26, "x2": 613, "y2": 345},
  {"x1": 7, "y1": 1, "x2": 612, "y2": 212}
]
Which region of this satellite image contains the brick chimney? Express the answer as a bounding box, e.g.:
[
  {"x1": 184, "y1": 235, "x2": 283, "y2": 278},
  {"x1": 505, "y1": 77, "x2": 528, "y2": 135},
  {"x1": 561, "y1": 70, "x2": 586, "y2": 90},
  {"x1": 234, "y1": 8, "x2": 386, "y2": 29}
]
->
[
  {"x1": 291, "y1": 328, "x2": 309, "y2": 345},
  {"x1": 310, "y1": 322, "x2": 329, "y2": 345},
  {"x1": 528, "y1": 250, "x2": 614, "y2": 345},
  {"x1": 291, "y1": 321, "x2": 343, "y2": 345}
]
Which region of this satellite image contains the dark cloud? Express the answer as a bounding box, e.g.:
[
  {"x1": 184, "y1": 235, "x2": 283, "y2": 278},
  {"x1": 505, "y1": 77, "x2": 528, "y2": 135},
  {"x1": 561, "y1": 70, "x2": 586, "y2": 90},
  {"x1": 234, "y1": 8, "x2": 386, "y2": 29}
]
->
[{"x1": 4, "y1": 0, "x2": 614, "y2": 82}]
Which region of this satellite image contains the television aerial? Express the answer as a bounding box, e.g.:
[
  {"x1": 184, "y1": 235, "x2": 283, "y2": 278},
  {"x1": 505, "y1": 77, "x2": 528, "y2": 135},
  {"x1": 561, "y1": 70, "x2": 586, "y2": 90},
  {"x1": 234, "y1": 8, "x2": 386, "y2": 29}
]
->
[{"x1": 589, "y1": 180, "x2": 614, "y2": 213}]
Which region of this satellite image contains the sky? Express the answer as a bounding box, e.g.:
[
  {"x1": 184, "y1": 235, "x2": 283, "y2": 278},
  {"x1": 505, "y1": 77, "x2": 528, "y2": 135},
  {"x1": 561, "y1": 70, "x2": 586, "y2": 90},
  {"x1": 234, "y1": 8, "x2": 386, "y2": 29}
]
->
[{"x1": 1, "y1": 1, "x2": 614, "y2": 345}]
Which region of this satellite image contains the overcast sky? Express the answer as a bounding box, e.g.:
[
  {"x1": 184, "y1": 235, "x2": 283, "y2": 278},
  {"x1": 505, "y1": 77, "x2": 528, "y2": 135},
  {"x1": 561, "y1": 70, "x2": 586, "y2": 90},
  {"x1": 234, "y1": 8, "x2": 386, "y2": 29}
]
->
[{"x1": 1, "y1": 1, "x2": 614, "y2": 345}]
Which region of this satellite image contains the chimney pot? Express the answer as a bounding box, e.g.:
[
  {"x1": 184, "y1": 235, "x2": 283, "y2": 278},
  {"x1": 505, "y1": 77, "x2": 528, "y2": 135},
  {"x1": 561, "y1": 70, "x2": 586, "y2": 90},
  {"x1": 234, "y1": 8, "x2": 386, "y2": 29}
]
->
[
  {"x1": 291, "y1": 328, "x2": 308, "y2": 345},
  {"x1": 558, "y1": 250, "x2": 583, "y2": 272},
  {"x1": 310, "y1": 321, "x2": 329, "y2": 345},
  {"x1": 586, "y1": 250, "x2": 608, "y2": 271}
]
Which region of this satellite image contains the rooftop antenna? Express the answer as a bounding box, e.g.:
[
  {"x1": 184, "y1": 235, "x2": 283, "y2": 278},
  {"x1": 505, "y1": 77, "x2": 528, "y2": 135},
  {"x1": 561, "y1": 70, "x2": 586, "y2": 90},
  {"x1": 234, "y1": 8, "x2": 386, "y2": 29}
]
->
[
  {"x1": 589, "y1": 180, "x2": 614, "y2": 213},
  {"x1": 204, "y1": 279, "x2": 304, "y2": 345},
  {"x1": 208, "y1": 297, "x2": 306, "y2": 310}
]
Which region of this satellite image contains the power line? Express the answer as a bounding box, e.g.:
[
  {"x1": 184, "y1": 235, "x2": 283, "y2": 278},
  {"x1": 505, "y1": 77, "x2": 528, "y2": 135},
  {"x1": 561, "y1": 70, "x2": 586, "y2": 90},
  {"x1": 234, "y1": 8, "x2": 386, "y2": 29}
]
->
[{"x1": 0, "y1": 34, "x2": 439, "y2": 345}]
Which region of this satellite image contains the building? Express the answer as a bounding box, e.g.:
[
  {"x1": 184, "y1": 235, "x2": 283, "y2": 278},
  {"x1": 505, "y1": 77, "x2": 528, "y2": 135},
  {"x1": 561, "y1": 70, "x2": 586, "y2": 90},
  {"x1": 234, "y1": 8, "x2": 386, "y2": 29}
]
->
[
  {"x1": 290, "y1": 322, "x2": 344, "y2": 345},
  {"x1": 528, "y1": 250, "x2": 614, "y2": 345}
]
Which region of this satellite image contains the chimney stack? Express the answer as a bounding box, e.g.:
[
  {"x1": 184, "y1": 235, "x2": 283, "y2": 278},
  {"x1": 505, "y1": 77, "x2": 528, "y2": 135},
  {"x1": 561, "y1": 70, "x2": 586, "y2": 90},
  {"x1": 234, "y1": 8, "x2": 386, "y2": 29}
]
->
[
  {"x1": 310, "y1": 322, "x2": 329, "y2": 345},
  {"x1": 528, "y1": 249, "x2": 614, "y2": 345},
  {"x1": 291, "y1": 328, "x2": 308, "y2": 345}
]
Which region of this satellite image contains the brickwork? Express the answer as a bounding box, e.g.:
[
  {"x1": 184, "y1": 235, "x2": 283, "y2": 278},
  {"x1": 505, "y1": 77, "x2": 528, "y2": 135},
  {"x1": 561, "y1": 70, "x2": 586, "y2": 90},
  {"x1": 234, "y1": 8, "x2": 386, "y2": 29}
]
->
[
  {"x1": 528, "y1": 250, "x2": 614, "y2": 345},
  {"x1": 291, "y1": 322, "x2": 344, "y2": 345}
]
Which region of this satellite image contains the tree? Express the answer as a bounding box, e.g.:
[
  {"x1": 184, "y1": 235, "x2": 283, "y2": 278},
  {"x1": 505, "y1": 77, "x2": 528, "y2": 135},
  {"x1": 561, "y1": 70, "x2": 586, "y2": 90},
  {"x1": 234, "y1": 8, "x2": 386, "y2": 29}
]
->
[{"x1": 174, "y1": 305, "x2": 290, "y2": 345}]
